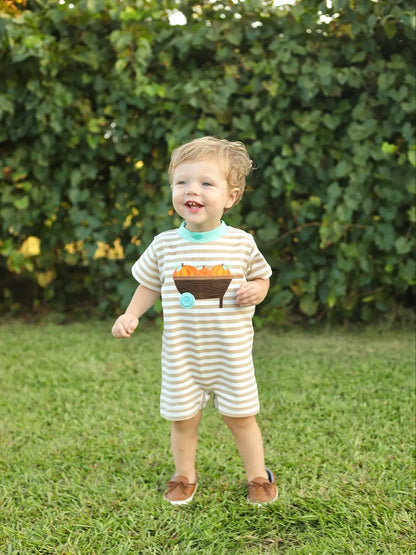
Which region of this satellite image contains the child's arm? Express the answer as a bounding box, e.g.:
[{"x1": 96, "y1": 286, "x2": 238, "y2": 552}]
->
[
  {"x1": 112, "y1": 284, "x2": 160, "y2": 338},
  {"x1": 236, "y1": 278, "x2": 270, "y2": 307}
]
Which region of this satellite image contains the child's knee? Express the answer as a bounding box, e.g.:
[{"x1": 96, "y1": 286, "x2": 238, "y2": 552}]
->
[
  {"x1": 171, "y1": 411, "x2": 201, "y2": 434},
  {"x1": 223, "y1": 414, "x2": 258, "y2": 433}
]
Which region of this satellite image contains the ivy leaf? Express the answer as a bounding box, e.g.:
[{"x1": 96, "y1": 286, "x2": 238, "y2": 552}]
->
[
  {"x1": 300, "y1": 294, "x2": 319, "y2": 316},
  {"x1": 383, "y1": 19, "x2": 397, "y2": 39},
  {"x1": 13, "y1": 197, "x2": 29, "y2": 210},
  {"x1": 395, "y1": 237, "x2": 413, "y2": 255},
  {"x1": 334, "y1": 160, "x2": 352, "y2": 178},
  {"x1": 382, "y1": 142, "x2": 397, "y2": 155}
]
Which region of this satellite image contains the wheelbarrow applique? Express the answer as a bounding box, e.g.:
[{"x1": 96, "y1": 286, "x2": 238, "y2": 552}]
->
[{"x1": 173, "y1": 264, "x2": 242, "y2": 308}]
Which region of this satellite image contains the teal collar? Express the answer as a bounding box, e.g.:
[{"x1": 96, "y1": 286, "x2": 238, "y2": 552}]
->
[{"x1": 177, "y1": 221, "x2": 228, "y2": 242}]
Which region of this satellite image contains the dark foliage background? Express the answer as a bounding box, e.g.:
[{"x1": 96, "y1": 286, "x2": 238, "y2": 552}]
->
[{"x1": 1, "y1": 0, "x2": 414, "y2": 322}]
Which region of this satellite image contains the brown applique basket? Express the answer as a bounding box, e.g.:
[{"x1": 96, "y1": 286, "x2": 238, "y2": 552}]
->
[{"x1": 173, "y1": 275, "x2": 242, "y2": 308}]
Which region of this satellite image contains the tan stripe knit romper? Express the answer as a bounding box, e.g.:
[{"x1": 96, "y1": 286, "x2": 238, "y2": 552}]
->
[{"x1": 132, "y1": 224, "x2": 272, "y2": 421}]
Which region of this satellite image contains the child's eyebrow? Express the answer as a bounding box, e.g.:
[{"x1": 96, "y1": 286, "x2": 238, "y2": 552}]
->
[{"x1": 174, "y1": 174, "x2": 217, "y2": 182}]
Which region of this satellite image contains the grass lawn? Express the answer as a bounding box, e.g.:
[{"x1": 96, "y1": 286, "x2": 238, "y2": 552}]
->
[{"x1": 0, "y1": 320, "x2": 414, "y2": 554}]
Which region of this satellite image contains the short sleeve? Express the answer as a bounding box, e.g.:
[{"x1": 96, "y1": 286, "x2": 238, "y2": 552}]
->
[
  {"x1": 246, "y1": 235, "x2": 273, "y2": 281},
  {"x1": 131, "y1": 241, "x2": 162, "y2": 292}
]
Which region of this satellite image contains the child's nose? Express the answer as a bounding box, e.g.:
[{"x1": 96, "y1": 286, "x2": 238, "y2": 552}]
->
[{"x1": 186, "y1": 181, "x2": 200, "y2": 195}]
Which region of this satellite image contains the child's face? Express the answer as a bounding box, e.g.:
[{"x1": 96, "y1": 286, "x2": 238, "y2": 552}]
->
[{"x1": 171, "y1": 158, "x2": 239, "y2": 232}]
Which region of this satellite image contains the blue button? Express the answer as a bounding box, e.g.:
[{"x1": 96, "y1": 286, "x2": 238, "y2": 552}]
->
[
  {"x1": 192, "y1": 233, "x2": 203, "y2": 241},
  {"x1": 180, "y1": 292, "x2": 195, "y2": 308}
]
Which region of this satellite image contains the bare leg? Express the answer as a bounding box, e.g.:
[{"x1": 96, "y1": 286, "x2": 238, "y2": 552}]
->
[
  {"x1": 222, "y1": 415, "x2": 268, "y2": 481},
  {"x1": 170, "y1": 411, "x2": 202, "y2": 482}
]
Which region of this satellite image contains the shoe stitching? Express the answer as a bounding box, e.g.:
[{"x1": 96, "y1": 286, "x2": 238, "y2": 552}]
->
[
  {"x1": 166, "y1": 479, "x2": 195, "y2": 496},
  {"x1": 248, "y1": 480, "x2": 273, "y2": 490}
]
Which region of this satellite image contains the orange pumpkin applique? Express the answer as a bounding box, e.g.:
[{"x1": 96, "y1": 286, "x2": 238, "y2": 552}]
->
[
  {"x1": 210, "y1": 264, "x2": 231, "y2": 276},
  {"x1": 173, "y1": 264, "x2": 198, "y2": 277},
  {"x1": 195, "y1": 265, "x2": 211, "y2": 276}
]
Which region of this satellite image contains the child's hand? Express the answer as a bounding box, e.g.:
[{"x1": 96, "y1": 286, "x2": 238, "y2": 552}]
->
[
  {"x1": 236, "y1": 279, "x2": 269, "y2": 307},
  {"x1": 112, "y1": 314, "x2": 139, "y2": 338}
]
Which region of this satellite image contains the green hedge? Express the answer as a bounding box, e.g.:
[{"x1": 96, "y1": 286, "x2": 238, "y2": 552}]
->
[{"x1": 0, "y1": 0, "x2": 415, "y2": 322}]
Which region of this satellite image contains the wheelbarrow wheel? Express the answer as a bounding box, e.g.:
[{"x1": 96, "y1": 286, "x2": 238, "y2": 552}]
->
[{"x1": 179, "y1": 292, "x2": 195, "y2": 308}]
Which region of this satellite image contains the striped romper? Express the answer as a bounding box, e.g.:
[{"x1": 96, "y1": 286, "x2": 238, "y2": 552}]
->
[{"x1": 132, "y1": 222, "x2": 272, "y2": 421}]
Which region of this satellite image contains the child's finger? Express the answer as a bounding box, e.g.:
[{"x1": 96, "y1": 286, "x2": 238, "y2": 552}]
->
[
  {"x1": 236, "y1": 284, "x2": 249, "y2": 299},
  {"x1": 127, "y1": 319, "x2": 138, "y2": 334},
  {"x1": 237, "y1": 282, "x2": 250, "y2": 293},
  {"x1": 237, "y1": 283, "x2": 254, "y2": 297}
]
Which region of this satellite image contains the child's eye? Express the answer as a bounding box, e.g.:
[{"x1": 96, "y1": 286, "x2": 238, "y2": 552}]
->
[{"x1": 202, "y1": 181, "x2": 213, "y2": 187}]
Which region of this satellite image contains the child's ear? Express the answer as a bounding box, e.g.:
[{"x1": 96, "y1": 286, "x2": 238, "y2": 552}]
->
[{"x1": 225, "y1": 187, "x2": 240, "y2": 209}]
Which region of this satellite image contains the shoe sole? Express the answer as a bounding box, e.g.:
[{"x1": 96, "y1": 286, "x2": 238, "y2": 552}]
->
[
  {"x1": 163, "y1": 483, "x2": 198, "y2": 505},
  {"x1": 247, "y1": 488, "x2": 278, "y2": 506}
]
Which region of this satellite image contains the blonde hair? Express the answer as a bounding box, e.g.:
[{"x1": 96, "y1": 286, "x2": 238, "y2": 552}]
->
[{"x1": 168, "y1": 136, "x2": 253, "y2": 210}]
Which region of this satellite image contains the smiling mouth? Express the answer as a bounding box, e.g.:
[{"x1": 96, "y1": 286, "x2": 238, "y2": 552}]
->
[{"x1": 185, "y1": 201, "x2": 203, "y2": 209}]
